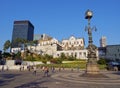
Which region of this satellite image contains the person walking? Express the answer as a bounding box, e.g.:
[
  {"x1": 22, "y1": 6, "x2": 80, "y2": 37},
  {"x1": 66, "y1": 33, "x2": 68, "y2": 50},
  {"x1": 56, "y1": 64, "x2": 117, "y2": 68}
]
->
[
  {"x1": 33, "y1": 66, "x2": 37, "y2": 76},
  {"x1": 44, "y1": 66, "x2": 49, "y2": 77}
]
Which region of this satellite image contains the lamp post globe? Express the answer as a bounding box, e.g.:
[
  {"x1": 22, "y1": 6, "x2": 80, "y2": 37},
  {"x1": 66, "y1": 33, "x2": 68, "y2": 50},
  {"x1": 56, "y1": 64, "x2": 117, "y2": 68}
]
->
[{"x1": 85, "y1": 9, "x2": 93, "y2": 19}]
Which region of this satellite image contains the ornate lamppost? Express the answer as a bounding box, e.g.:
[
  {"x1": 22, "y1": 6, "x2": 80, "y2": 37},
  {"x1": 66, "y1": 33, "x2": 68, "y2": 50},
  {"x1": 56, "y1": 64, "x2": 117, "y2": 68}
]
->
[{"x1": 85, "y1": 9, "x2": 99, "y2": 75}]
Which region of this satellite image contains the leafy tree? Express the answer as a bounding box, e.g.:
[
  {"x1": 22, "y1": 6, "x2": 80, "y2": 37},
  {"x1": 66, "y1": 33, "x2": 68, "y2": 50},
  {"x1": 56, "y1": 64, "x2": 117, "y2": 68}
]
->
[
  {"x1": 33, "y1": 40, "x2": 38, "y2": 45},
  {"x1": 50, "y1": 58, "x2": 62, "y2": 64},
  {"x1": 3, "y1": 40, "x2": 11, "y2": 52},
  {"x1": 0, "y1": 51, "x2": 2, "y2": 60},
  {"x1": 44, "y1": 54, "x2": 53, "y2": 61},
  {"x1": 2, "y1": 52, "x2": 11, "y2": 58},
  {"x1": 42, "y1": 59, "x2": 47, "y2": 64},
  {"x1": 25, "y1": 55, "x2": 34, "y2": 61},
  {"x1": 68, "y1": 56, "x2": 76, "y2": 61},
  {"x1": 97, "y1": 58, "x2": 106, "y2": 65},
  {"x1": 60, "y1": 53, "x2": 67, "y2": 60},
  {"x1": 12, "y1": 38, "x2": 28, "y2": 47}
]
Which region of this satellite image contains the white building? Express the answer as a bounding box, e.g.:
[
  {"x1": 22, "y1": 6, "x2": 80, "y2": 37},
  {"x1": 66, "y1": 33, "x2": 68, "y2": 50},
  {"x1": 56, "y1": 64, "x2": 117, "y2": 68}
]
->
[
  {"x1": 12, "y1": 34, "x2": 99, "y2": 60},
  {"x1": 55, "y1": 49, "x2": 88, "y2": 59},
  {"x1": 62, "y1": 36, "x2": 85, "y2": 50},
  {"x1": 38, "y1": 38, "x2": 59, "y2": 46},
  {"x1": 28, "y1": 36, "x2": 62, "y2": 55},
  {"x1": 31, "y1": 35, "x2": 88, "y2": 59}
]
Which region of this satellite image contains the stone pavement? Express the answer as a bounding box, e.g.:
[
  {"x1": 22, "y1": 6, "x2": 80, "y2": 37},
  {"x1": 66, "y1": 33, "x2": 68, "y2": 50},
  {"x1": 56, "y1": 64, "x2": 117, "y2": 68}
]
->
[{"x1": 0, "y1": 69, "x2": 120, "y2": 88}]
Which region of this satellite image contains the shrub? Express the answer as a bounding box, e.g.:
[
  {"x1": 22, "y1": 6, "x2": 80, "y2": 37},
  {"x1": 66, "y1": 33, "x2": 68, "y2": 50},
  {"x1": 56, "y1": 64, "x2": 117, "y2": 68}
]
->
[
  {"x1": 42, "y1": 59, "x2": 47, "y2": 64},
  {"x1": 97, "y1": 58, "x2": 106, "y2": 65},
  {"x1": 50, "y1": 58, "x2": 62, "y2": 64}
]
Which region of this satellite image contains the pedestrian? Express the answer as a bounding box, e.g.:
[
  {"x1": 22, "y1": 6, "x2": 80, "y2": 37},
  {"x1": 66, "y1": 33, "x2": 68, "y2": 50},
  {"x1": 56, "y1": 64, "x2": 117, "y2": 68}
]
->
[
  {"x1": 77, "y1": 66, "x2": 80, "y2": 72},
  {"x1": 27, "y1": 65, "x2": 31, "y2": 71},
  {"x1": 1, "y1": 65, "x2": 4, "y2": 71},
  {"x1": 51, "y1": 66, "x2": 55, "y2": 73},
  {"x1": 6, "y1": 65, "x2": 9, "y2": 71},
  {"x1": 58, "y1": 67, "x2": 61, "y2": 72},
  {"x1": 19, "y1": 66, "x2": 22, "y2": 71},
  {"x1": 71, "y1": 67, "x2": 73, "y2": 72},
  {"x1": 44, "y1": 66, "x2": 49, "y2": 77},
  {"x1": 33, "y1": 66, "x2": 37, "y2": 75},
  {"x1": 22, "y1": 66, "x2": 24, "y2": 71}
]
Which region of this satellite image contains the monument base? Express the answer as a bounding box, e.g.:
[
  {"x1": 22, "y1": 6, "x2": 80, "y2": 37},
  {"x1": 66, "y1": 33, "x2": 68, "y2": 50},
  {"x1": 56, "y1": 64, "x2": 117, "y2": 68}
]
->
[
  {"x1": 86, "y1": 63, "x2": 99, "y2": 74},
  {"x1": 82, "y1": 63, "x2": 107, "y2": 78}
]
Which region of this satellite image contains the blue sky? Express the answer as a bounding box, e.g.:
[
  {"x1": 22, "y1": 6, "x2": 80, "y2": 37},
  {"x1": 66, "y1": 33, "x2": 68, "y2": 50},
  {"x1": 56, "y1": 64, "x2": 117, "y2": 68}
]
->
[{"x1": 0, "y1": 0, "x2": 120, "y2": 50}]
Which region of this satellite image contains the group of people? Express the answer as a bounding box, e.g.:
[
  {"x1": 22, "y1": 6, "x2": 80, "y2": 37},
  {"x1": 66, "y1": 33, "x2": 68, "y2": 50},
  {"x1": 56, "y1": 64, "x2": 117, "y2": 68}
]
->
[
  {"x1": 27, "y1": 65, "x2": 50, "y2": 77},
  {"x1": 20, "y1": 65, "x2": 80, "y2": 77}
]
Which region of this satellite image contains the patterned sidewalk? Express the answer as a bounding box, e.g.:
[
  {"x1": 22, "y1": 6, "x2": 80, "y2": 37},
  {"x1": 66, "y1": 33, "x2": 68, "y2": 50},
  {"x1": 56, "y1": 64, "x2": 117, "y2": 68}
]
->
[{"x1": 0, "y1": 70, "x2": 120, "y2": 88}]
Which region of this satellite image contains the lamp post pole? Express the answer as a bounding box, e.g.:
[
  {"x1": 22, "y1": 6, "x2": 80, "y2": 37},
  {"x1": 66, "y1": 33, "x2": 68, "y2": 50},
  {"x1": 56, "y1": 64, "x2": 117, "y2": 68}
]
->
[{"x1": 85, "y1": 9, "x2": 99, "y2": 74}]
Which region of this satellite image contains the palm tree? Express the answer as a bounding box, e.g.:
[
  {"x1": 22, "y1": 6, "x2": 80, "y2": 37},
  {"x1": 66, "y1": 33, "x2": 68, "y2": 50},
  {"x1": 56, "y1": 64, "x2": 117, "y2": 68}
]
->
[{"x1": 3, "y1": 40, "x2": 11, "y2": 52}]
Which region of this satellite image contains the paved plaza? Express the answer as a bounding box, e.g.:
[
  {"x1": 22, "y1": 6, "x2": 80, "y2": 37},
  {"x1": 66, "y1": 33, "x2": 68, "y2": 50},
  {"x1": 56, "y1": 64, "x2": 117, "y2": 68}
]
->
[{"x1": 0, "y1": 69, "x2": 120, "y2": 88}]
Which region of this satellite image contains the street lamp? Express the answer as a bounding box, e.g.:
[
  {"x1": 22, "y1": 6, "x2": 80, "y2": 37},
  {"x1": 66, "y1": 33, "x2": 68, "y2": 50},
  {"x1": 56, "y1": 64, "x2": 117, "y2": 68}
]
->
[{"x1": 84, "y1": 9, "x2": 99, "y2": 75}]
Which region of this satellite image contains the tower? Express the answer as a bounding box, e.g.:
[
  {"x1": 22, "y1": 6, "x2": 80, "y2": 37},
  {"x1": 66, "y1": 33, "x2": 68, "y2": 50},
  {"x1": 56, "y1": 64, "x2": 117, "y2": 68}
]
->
[{"x1": 100, "y1": 36, "x2": 107, "y2": 47}]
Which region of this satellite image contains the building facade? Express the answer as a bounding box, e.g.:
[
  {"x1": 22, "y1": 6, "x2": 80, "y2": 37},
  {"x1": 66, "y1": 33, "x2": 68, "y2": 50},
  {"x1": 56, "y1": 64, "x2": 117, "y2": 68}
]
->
[
  {"x1": 106, "y1": 45, "x2": 120, "y2": 61},
  {"x1": 62, "y1": 36, "x2": 85, "y2": 50},
  {"x1": 28, "y1": 35, "x2": 90, "y2": 60},
  {"x1": 55, "y1": 49, "x2": 88, "y2": 59},
  {"x1": 34, "y1": 34, "x2": 42, "y2": 40},
  {"x1": 11, "y1": 20, "x2": 34, "y2": 48}
]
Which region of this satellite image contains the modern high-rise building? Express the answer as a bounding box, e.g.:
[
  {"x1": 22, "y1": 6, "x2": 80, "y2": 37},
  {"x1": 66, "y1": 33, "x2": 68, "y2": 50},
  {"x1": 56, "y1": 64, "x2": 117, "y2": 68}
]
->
[
  {"x1": 11, "y1": 20, "x2": 34, "y2": 48},
  {"x1": 100, "y1": 36, "x2": 107, "y2": 47}
]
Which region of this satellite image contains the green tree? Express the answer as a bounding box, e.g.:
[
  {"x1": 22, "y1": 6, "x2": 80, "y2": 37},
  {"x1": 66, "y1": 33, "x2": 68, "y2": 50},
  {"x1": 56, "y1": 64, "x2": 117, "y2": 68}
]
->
[
  {"x1": 3, "y1": 40, "x2": 11, "y2": 52},
  {"x1": 50, "y1": 58, "x2": 62, "y2": 64},
  {"x1": 60, "y1": 53, "x2": 67, "y2": 60},
  {"x1": 68, "y1": 56, "x2": 76, "y2": 61},
  {"x1": 44, "y1": 54, "x2": 53, "y2": 61},
  {"x1": 97, "y1": 58, "x2": 106, "y2": 65},
  {"x1": 2, "y1": 52, "x2": 11, "y2": 58},
  {"x1": 12, "y1": 38, "x2": 28, "y2": 47}
]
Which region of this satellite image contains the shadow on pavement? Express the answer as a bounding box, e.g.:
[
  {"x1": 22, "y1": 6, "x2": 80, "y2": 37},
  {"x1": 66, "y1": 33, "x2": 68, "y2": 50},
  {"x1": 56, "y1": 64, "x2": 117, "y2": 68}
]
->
[
  {"x1": 112, "y1": 71, "x2": 120, "y2": 75},
  {"x1": 15, "y1": 80, "x2": 49, "y2": 88},
  {"x1": 0, "y1": 73, "x2": 21, "y2": 86}
]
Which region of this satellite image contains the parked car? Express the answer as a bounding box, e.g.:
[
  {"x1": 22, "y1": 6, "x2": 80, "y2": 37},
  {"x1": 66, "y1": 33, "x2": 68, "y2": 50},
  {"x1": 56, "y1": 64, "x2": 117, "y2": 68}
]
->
[{"x1": 106, "y1": 61, "x2": 120, "y2": 71}]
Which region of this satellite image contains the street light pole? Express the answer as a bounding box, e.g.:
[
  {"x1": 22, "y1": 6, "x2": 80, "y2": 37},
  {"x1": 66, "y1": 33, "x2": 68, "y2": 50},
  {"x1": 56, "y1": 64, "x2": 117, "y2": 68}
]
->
[{"x1": 84, "y1": 9, "x2": 99, "y2": 75}]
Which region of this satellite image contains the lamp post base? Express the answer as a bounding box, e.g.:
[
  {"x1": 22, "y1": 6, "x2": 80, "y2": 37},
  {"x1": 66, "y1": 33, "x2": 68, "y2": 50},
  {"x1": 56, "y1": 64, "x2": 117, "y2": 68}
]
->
[
  {"x1": 86, "y1": 63, "x2": 99, "y2": 74},
  {"x1": 82, "y1": 62, "x2": 107, "y2": 78}
]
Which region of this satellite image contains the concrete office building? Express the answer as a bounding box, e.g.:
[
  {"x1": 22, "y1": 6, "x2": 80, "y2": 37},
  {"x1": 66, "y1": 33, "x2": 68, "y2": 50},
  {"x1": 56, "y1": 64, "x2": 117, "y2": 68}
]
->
[{"x1": 106, "y1": 45, "x2": 120, "y2": 61}]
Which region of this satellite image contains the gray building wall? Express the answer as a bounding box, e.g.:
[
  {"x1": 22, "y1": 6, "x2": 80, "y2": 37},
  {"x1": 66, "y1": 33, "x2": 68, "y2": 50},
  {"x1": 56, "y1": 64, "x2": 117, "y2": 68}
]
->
[{"x1": 106, "y1": 45, "x2": 120, "y2": 61}]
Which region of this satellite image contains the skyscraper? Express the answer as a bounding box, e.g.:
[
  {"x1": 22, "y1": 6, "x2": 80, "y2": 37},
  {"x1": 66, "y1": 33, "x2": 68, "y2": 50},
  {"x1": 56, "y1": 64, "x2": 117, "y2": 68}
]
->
[
  {"x1": 100, "y1": 36, "x2": 107, "y2": 47},
  {"x1": 11, "y1": 20, "x2": 34, "y2": 48}
]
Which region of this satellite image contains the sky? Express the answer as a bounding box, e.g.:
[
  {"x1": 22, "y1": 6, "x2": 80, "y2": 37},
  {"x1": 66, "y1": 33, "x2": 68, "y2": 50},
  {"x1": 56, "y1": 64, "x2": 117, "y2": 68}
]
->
[{"x1": 0, "y1": 0, "x2": 120, "y2": 50}]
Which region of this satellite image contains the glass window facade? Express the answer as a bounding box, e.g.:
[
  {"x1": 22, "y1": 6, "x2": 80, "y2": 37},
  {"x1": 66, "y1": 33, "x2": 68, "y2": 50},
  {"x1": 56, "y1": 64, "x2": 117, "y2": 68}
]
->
[{"x1": 11, "y1": 20, "x2": 34, "y2": 48}]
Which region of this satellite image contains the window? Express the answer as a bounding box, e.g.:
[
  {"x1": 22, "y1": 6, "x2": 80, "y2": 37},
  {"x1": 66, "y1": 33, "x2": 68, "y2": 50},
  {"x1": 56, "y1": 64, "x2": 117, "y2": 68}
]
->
[
  {"x1": 81, "y1": 41, "x2": 83, "y2": 44},
  {"x1": 84, "y1": 52, "x2": 86, "y2": 57},
  {"x1": 66, "y1": 53, "x2": 69, "y2": 56},
  {"x1": 71, "y1": 53, "x2": 73, "y2": 56},
  {"x1": 57, "y1": 54, "x2": 59, "y2": 56},
  {"x1": 79, "y1": 52, "x2": 82, "y2": 56},
  {"x1": 74, "y1": 42, "x2": 76, "y2": 44},
  {"x1": 75, "y1": 52, "x2": 77, "y2": 57},
  {"x1": 118, "y1": 49, "x2": 120, "y2": 52}
]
